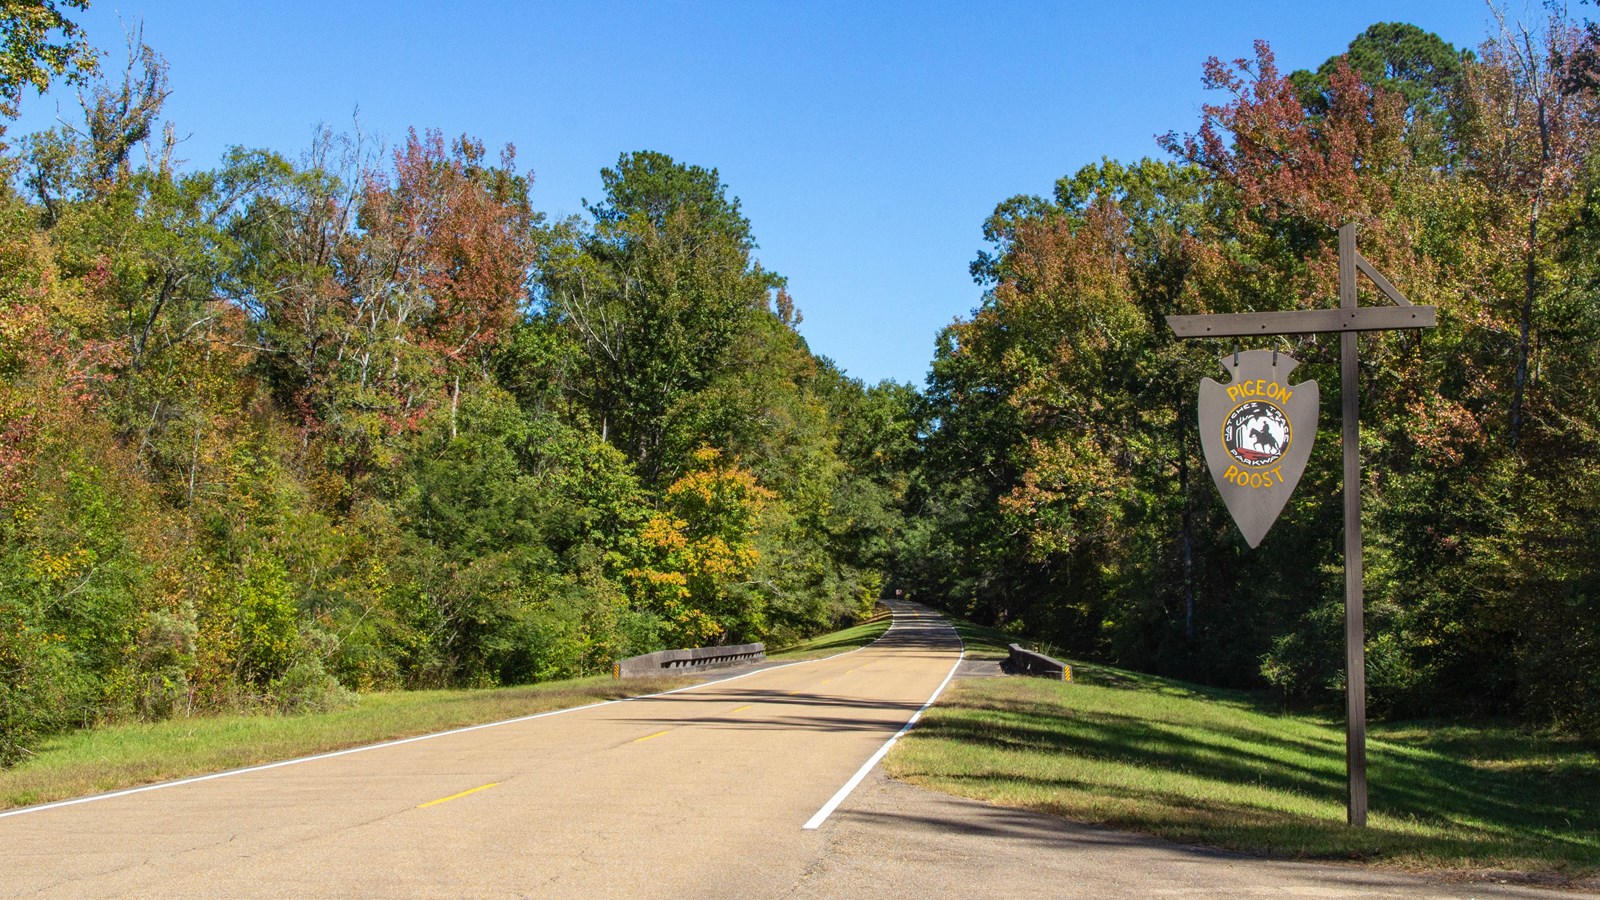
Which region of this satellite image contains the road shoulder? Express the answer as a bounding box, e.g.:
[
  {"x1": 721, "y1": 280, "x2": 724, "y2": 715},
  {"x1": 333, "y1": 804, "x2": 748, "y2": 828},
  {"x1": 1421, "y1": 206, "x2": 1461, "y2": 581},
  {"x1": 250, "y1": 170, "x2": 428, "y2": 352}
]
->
[{"x1": 793, "y1": 771, "x2": 1592, "y2": 899}]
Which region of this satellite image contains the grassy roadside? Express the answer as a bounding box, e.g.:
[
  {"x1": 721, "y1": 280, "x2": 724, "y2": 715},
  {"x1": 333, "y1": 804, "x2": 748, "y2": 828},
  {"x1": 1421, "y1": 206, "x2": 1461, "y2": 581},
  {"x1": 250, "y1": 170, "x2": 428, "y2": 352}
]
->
[
  {"x1": 943, "y1": 615, "x2": 1020, "y2": 660},
  {"x1": 887, "y1": 657, "x2": 1600, "y2": 884},
  {"x1": 0, "y1": 674, "x2": 696, "y2": 812}
]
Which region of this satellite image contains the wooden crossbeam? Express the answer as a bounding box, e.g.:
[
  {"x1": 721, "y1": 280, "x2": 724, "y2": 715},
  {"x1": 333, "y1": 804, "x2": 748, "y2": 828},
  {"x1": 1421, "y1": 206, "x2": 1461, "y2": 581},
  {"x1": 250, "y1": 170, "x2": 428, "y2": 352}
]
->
[{"x1": 1165, "y1": 305, "x2": 1434, "y2": 338}]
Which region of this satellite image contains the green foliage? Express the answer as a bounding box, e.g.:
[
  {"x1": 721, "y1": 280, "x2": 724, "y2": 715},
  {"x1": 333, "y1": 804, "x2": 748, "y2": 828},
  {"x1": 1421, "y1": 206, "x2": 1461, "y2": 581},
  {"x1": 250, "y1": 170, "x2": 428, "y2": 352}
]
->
[
  {"x1": 537, "y1": 150, "x2": 787, "y2": 484},
  {"x1": 0, "y1": 420, "x2": 161, "y2": 759},
  {"x1": 1290, "y1": 22, "x2": 1471, "y2": 125},
  {"x1": 0, "y1": 0, "x2": 94, "y2": 119},
  {"x1": 589, "y1": 150, "x2": 754, "y2": 248},
  {"x1": 234, "y1": 552, "x2": 299, "y2": 690},
  {"x1": 0, "y1": 599, "x2": 87, "y2": 765}
]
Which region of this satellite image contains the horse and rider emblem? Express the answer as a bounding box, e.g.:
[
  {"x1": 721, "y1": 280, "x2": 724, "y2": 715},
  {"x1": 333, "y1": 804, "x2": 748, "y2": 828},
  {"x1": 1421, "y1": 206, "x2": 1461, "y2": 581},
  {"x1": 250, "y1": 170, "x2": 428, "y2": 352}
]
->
[
  {"x1": 1198, "y1": 350, "x2": 1319, "y2": 547},
  {"x1": 1224, "y1": 401, "x2": 1290, "y2": 467}
]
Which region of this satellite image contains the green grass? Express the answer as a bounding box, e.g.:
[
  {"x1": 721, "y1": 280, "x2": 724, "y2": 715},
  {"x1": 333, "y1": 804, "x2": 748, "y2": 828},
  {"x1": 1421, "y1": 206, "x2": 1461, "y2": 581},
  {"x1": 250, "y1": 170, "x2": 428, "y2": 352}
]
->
[
  {"x1": 0, "y1": 674, "x2": 693, "y2": 812},
  {"x1": 944, "y1": 614, "x2": 1023, "y2": 660},
  {"x1": 770, "y1": 607, "x2": 892, "y2": 660},
  {"x1": 887, "y1": 661, "x2": 1600, "y2": 883}
]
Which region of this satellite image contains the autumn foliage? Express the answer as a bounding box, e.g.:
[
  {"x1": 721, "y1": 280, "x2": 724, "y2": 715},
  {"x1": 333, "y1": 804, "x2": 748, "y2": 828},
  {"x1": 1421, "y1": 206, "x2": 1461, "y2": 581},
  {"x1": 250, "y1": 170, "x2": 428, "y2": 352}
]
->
[{"x1": 0, "y1": 38, "x2": 880, "y2": 762}]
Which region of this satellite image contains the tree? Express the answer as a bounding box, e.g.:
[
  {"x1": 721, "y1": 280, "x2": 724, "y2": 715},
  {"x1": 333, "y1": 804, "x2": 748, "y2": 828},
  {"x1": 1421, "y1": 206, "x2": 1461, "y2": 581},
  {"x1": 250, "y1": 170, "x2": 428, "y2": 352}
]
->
[
  {"x1": 1459, "y1": 11, "x2": 1595, "y2": 447},
  {"x1": 913, "y1": 158, "x2": 1219, "y2": 660},
  {"x1": 22, "y1": 29, "x2": 169, "y2": 224},
  {"x1": 239, "y1": 127, "x2": 537, "y2": 496},
  {"x1": 623, "y1": 448, "x2": 775, "y2": 646},
  {"x1": 538, "y1": 151, "x2": 781, "y2": 485},
  {"x1": 588, "y1": 150, "x2": 753, "y2": 249},
  {"x1": 0, "y1": 0, "x2": 95, "y2": 120},
  {"x1": 1292, "y1": 23, "x2": 1471, "y2": 129},
  {"x1": 1164, "y1": 40, "x2": 1407, "y2": 234}
]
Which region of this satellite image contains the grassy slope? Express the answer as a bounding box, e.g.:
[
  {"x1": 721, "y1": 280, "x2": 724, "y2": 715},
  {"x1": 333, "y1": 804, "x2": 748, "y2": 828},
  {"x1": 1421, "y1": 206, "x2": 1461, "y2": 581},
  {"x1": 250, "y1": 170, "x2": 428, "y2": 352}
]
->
[
  {"x1": 0, "y1": 611, "x2": 896, "y2": 812},
  {"x1": 887, "y1": 653, "x2": 1600, "y2": 880},
  {"x1": 770, "y1": 607, "x2": 892, "y2": 660},
  {"x1": 944, "y1": 615, "x2": 1020, "y2": 660}
]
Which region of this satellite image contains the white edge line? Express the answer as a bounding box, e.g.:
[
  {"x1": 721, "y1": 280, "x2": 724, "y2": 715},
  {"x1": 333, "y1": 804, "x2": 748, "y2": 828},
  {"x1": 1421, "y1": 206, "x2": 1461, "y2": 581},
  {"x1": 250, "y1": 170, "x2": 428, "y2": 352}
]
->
[
  {"x1": 802, "y1": 612, "x2": 965, "y2": 830},
  {"x1": 0, "y1": 620, "x2": 900, "y2": 822}
]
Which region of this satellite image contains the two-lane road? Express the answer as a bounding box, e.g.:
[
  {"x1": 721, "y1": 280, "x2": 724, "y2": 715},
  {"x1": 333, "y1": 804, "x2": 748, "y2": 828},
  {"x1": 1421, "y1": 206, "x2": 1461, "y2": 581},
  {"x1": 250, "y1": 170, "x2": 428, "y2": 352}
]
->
[
  {"x1": 2, "y1": 601, "x2": 963, "y2": 897},
  {"x1": 8, "y1": 602, "x2": 1579, "y2": 899}
]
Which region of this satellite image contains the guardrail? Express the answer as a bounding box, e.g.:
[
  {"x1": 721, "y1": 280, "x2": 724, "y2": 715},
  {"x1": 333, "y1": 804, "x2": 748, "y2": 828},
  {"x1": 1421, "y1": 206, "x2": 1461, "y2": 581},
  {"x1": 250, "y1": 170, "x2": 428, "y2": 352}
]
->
[
  {"x1": 613, "y1": 642, "x2": 766, "y2": 678},
  {"x1": 1007, "y1": 644, "x2": 1072, "y2": 682}
]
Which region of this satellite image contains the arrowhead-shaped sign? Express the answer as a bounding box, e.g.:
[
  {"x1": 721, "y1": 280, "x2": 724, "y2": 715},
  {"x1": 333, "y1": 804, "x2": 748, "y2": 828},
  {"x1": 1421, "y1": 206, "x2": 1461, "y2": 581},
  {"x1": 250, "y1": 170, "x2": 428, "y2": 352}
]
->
[{"x1": 1199, "y1": 349, "x2": 1319, "y2": 548}]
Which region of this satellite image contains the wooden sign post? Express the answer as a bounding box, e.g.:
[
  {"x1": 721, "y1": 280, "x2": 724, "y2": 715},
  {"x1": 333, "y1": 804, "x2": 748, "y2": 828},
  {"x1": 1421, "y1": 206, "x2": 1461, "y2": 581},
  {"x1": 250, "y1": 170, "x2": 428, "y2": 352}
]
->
[{"x1": 1166, "y1": 224, "x2": 1435, "y2": 827}]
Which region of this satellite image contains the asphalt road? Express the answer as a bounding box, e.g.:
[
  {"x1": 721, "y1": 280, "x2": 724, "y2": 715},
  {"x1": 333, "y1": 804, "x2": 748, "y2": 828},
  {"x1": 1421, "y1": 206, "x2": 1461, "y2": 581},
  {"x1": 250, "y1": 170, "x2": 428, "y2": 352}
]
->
[{"x1": 2, "y1": 601, "x2": 1587, "y2": 898}]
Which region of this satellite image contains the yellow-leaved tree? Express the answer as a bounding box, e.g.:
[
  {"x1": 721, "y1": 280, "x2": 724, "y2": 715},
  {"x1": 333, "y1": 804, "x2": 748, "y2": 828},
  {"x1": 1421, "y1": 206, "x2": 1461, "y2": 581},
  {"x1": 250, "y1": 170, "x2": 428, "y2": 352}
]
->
[{"x1": 624, "y1": 448, "x2": 775, "y2": 648}]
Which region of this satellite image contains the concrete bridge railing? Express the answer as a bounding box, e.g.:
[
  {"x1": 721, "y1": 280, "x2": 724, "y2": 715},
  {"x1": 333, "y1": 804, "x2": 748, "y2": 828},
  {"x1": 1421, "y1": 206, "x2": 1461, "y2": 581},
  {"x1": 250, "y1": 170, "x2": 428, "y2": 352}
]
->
[
  {"x1": 613, "y1": 642, "x2": 766, "y2": 678},
  {"x1": 1007, "y1": 644, "x2": 1072, "y2": 682}
]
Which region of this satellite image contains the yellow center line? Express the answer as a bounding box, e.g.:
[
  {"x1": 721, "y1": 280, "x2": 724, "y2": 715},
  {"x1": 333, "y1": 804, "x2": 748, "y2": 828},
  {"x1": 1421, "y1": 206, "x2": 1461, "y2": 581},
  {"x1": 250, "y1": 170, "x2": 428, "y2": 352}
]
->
[
  {"x1": 729, "y1": 705, "x2": 753, "y2": 713},
  {"x1": 417, "y1": 782, "x2": 499, "y2": 809},
  {"x1": 633, "y1": 730, "x2": 672, "y2": 743}
]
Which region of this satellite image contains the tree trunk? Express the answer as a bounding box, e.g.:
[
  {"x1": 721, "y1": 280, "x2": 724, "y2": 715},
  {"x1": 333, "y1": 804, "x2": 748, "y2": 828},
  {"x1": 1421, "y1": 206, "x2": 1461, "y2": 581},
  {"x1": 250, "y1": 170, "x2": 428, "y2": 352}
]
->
[
  {"x1": 450, "y1": 375, "x2": 460, "y2": 439},
  {"x1": 1511, "y1": 202, "x2": 1538, "y2": 449}
]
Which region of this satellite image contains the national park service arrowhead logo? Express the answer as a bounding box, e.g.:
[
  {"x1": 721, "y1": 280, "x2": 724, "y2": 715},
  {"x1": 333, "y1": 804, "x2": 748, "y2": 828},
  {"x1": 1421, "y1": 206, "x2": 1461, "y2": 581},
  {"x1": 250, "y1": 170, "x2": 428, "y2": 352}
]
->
[{"x1": 1199, "y1": 350, "x2": 1319, "y2": 548}]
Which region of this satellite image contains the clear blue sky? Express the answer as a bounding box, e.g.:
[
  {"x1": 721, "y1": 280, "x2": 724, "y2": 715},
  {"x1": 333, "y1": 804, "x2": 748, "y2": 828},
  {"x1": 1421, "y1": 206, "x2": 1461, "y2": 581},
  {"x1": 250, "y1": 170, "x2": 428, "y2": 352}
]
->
[{"x1": 13, "y1": 1, "x2": 1501, "y2": 386}]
